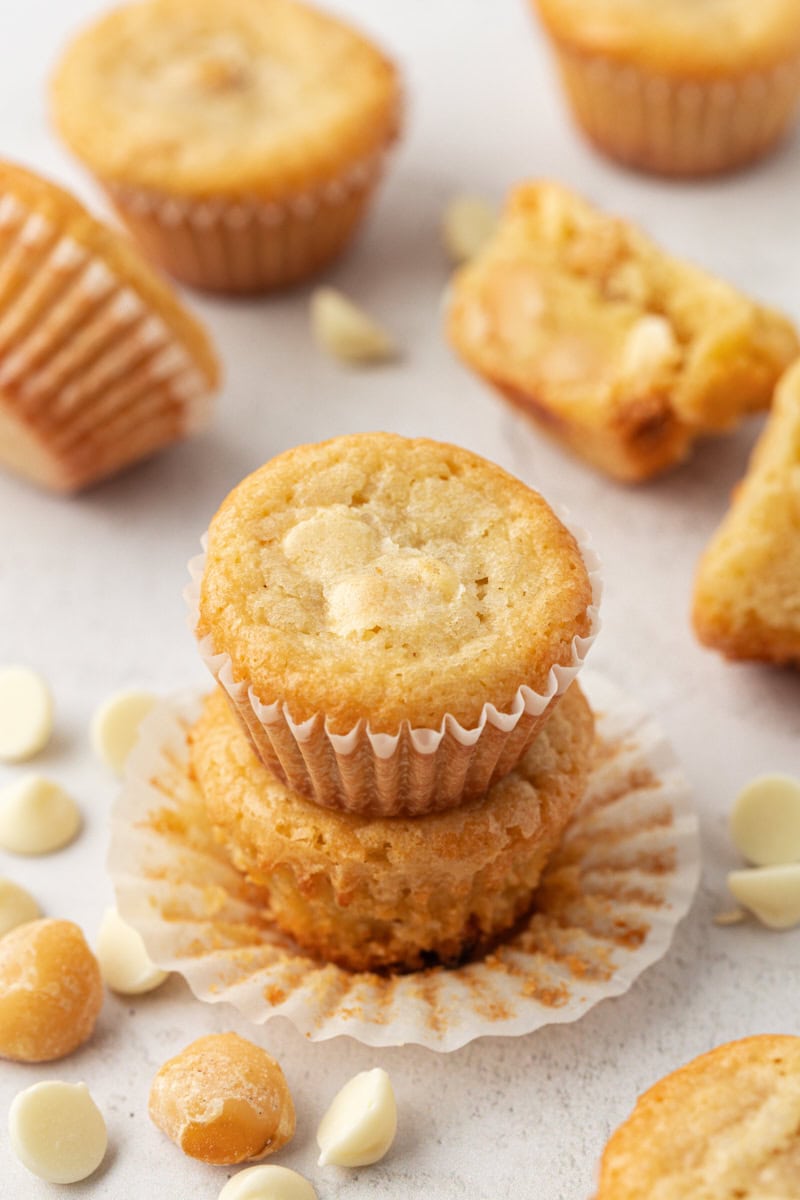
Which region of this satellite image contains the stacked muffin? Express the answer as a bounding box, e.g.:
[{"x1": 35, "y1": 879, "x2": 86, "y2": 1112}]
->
[{"x1": 187, "y1": 433, "x2": 600, "y2": 972}]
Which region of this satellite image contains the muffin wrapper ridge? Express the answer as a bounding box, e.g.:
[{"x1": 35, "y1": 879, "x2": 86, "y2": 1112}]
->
[
  {"x1": 103, "y1": 140, "x2": 396, "y2": 294},
  {"x1": 0, "y1": 191, "x2": 214, "y2": 492},
  {"x1": 552, "y1": 49, "x2": 800, "y2": 177},
  {"x1": 185, "y1": 524, "x2": 602, "y2": 817},
  {"x1": 109, "y1": 671, "x2": 700, "y2": 1052}
]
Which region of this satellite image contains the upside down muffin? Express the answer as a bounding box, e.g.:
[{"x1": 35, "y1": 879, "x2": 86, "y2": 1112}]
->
[
  {"x1": 189, "y1": 682, "x2": 594, "y2": 973},
  {"x1": 447, "y1": 182, "x2": 798, "y2": 483},
  {"x1": 194, "y1": 432, "x2": 597, "y2": 815}
]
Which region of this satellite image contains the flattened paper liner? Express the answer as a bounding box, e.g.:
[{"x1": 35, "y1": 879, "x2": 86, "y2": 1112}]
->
[
  {"x1": 0, "y1": 191, "x2": 214, "y2": 491},
  {"x1": 185, "y1": 521, "x2": 602, "y2": 817},
  {"x1": 109, "y1": 671, "x2": 700, "y2": 1052},
  {"x1": 551, "y1": 49, "x2": 800, "y2": 177},
  {"x1": 104, "y1": 138, "x2": 397, "y2": 294}
]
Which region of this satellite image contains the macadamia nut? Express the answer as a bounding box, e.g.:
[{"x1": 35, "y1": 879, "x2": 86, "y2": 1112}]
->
[
  {"x1": 149, "y1": 1032, "x2": 295, "y2": 1165},
  {"x1": 0, "y1": 918, "x2": 103, "y2": 1062}
]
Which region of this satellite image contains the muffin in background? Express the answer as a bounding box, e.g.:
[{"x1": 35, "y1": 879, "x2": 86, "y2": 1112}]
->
[
  {"x1": 447, "y1": 181, "x2": 798, "y2": 483},
  {"x1": 531, "y1": 0, "x2": 800, "y2": 177},
  {"x1": 0, "y1": 160, "x2": 219, "y2": 493},
  {"x1": 595, "y1": 1036, "x2": 800, "y2": 1198},
  {"x1": 190, "y1": 682, "x2": 595, "y2": 973},
  {"x1": 693, "y1": 359, "x2": 800, "y2": 667},
  {"x1": 192, "y1": 432, "x2": 599, "y2": 816},
  {"x1": 51, "y1": 0, "x2": 401, "y2": 293}
]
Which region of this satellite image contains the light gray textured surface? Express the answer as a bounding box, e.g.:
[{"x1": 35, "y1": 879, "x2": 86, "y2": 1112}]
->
[{"x1": 0, "y1": 1, "x2": 799, "y2": 1197}]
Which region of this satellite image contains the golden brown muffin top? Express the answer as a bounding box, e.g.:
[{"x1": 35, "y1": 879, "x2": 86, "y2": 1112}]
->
[
  {"x1": 0, "y1": 160, "x2": 219, "y2": 387},
  {"x1": 52, "y1": 0, "x2": 400, "y2": 198},
  {"x1": 191, "y1": 682, "x2": 594, "y2": 883},
  {"x1": 596, "y1": 1035, "x2": 800, "y2": 1198},
  {"x1": 197, "y1": 433, "x2": 594, "y2": 733},
  {"x1": 448, "y1": 181, "x2": 797, "y2": 439},
  {"x1": 534, "y1": 0, "x2": 800, "y2": 76}
]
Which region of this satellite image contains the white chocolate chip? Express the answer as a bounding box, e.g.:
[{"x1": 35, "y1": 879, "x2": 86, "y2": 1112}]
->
[
  {"x1": 96, "y1": 906, "x2": 168, "y2": 995},
  {"x1": 730, "y1": 774, "x2": 800, "y2": 867},
  {"x1": 326, "y1": 555, "x2": 461, "y2": 638},
  {"x1": 619, "y1": 315, "x2": 679, "y2": 382},
  {"x1": 442, "y1": 196, "x2": 497, "y2": 264},
  {"x1": 0, "y1": 666, "x2": 53, "y2": 762},
  {"x1": 0, "y1": 775, "x2": 80, "y2": 855},
  {"x1": 219, "y1": 1165, "x2": 318, "y2": 1200},
  {"x1": 282, "y1": 509, "x2": 381, "y2": 581},
  {"x1": 728, "y1": 865, "x2": 800, "y2": 930},
  {"x1": 310, "y1": 288, "x2": 396, "y2": 365},
  {"x1": 9, "y1": 1081, "x2": 107, "y2": 1184},
  {"x1": 0, "y1": 879, "x2": 40, "y2": 937},
  {"x1": 713, "y1": 908, "x2": 746, "y2": 927},
  {"x1": 91, "y1": 689, "x2": 157, "y2": 775},
  {"x1": 317, "y1": 1067, "x2": 397, "y2": 1168}
]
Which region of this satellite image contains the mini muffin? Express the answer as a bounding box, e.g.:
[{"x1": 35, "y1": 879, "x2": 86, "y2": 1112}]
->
[
  {"x1": 595, "y1": 1035, "x2": 800, "y2": 1198},
  {"x1": 0, "y1": 160, "x2": 219, "y2": 493},
  {"x1": 532, "y1": 0, "x2": 800, "y2": 177},
  {"x1": 190, "y1": 682, "x2": 594, "y2": 973},
  {"x1": 693, "y1": 360, "x2": 800, "y2": 667},
  {"x1": 448, "y1": 182, "x2": 798, "y2": 483},
  {"x1": 192, "y1": 432, "x2": 598, "y2": 816},
  {"x1": 52, "y1": 0, "x2": 401, "y2": 293}
]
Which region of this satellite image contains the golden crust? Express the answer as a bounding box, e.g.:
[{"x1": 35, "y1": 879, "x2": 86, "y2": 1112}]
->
[
  {"x1": 448, "y1": 182, "x2": 798, "y2": 483},
  {"x1": 190, "y1": 683, "x2": 594, "y2": 972},
  {"x1": 693, "y1": 360, "x2": 800, "y2": 667},
  {"x1": 0, "y1": 161, "x2": 219, "y2": 385},
  {"x1": 596, "y1": 1035, "x2": 800, "y2": 1198},
  {"x1": 52, "y1": 0, "x2": 400, "y2": 199},
  {"x1": 533, "y1": 0, "x2": 800, "y2": 77},
  {"x1": 197, "y1": 432, "x2": 593, "y2": 733}
]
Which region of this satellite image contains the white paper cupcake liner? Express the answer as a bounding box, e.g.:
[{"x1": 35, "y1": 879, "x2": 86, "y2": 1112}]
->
[
  {"x1": 184, "y1": 520, "x2": 602, "y2": 817},
  {"x1": 103, "y1": 136, "x2": 398, "y2": 294},
  {"x1": 109, "y1": 670, "x2": 700, "y2": 1052},
  {"x1": 0, "y1": 190, "x2": 215, "y2": 491}
]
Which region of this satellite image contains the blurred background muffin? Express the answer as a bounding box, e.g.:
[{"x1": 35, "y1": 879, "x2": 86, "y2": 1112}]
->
[
  {"x1": 0, "y1": 160, "x2": 218, "y2": 493},
  {"x1": 52, "y1": 0, "x2": 402, "y2": 293},
  {"x1": 531, "y1": 0, "x2": 800, "y2": 177},
  {"x1": 190, "y1": 682, "x2": 595, "y2": 972}
]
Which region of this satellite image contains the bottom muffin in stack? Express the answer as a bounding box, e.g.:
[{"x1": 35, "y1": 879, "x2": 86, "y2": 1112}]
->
[{"x1": 188, "y1": 683, "x2": 594, "y2": 974}]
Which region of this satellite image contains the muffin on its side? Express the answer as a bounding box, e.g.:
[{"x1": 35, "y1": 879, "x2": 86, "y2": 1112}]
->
[
  {"x1": 52, "y1": 0, "x2": 401, "y2": 293},
  {"x1": 0, "y1": 161, "x2": 219, "y2": 493},
  {"x1": 193, "y1": 432, "x2": 598, "y2": 815},
  {"x1": 693, "y1": 361, "x2": 800, "y2": 667},
  {"x1": 190, "y1": 683, "x2": 594, "y2": 973},
  {"x1": 448, "y1": 182, "x2": 798, "y2": 483},
  {"x1": 532, "y1": 0, "x2": 800, "y2": 177},
  {"x1": 595, "y1": 1035, "x2": 800, "y2": 1198}
]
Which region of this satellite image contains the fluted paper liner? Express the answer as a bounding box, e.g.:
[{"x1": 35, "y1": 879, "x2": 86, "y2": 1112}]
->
[
  {"x1": 104, "y1": 139, "x2": 396, "y2": 294},
  {"x1": 185, "y1": 522, "x2": 602, "y2": 817},
  {"x1": 552, "y1": 49, "x2": 800, "y2": 177},
  {"x1": 0, "y1": 192, "x2": 214, "y2": 491},
  {"x1": 109, "y1": 671, "x2": 700, "y2": 1052}
]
